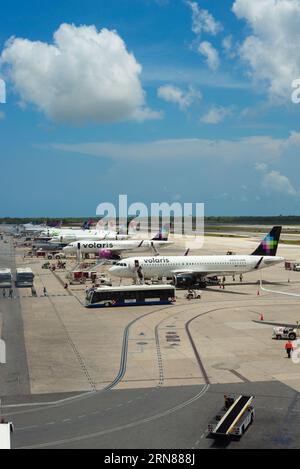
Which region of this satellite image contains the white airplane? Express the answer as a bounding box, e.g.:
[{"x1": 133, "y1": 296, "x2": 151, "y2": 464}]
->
[
  {"x1": 63, "y1": 226, "x2": 172, "y2": 259},
  {"x1": 49, "y1": 230, "x2": 128, "y2": 244},
  {"x1": 109, "y1": 226, "x2": 284, "y2": 288},
  {"x1": 39, "y1": 220, "x2": 127, "y2": 243},
  {"x1": 22, "y1": 223, "x2": 47, "y2": 234}
]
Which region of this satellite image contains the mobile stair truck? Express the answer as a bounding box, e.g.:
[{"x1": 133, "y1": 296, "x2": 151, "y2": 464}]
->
[{"x1": 208, "y1": 395, "x2": 255, "y2": 439}]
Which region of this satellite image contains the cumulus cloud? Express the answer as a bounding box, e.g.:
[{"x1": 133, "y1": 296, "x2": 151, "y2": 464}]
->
[
  {"x1": 232, "y1": 0, "x2": 300, "y2": 100},
  {"x1": 157, "y1": 84, "x2": 201, "y2": 110},
  {"x1": 198, "y1": 41, "x2": 220, "y2": 70},
  {"x1": 262, "y1": 170, "x2": 297, "y2": 196},
  {"x1": 0, "y1": 23, "x2": 160, "y2": 124},
  {"x1": 186, "y1": 1, "x2": 222, "y2": 36},
  {"x1": 201, "y1": 106, "x2": 233, "y2": 124}
]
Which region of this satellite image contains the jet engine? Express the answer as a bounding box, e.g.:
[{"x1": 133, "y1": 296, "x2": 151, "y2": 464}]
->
[
  {"x1": 174, "y1": 274, "x2": 207, "y2": 289},
  {"x1": 98, "y1": 249, "x2": 120, "y2": 260}
]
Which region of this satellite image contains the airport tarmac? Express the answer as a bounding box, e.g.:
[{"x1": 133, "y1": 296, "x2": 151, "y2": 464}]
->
[{"x1": 1, "y1": 228, "x2": 300, "y2": 448}]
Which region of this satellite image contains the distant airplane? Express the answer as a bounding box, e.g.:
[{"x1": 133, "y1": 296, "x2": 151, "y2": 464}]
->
[
  {"x1": 109, "y1": 226, "x2": 284, "y2": 288},
  {"x1": 63, "y1": 225, "x2": 172, "y2": 259},
  {"x1": 49, "y1": 230, "x2": 129, "y2": 244},
  {"x1": 40, "y1": 219, "x2": 127, "y2": 243}
]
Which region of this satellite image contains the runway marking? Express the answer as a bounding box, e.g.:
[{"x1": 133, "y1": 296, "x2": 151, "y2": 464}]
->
[
  {"x1": 16, "y1": 425, "x2": 38, "y2": 431},
  {"x1": 261, "y1": 285, "x2": 300, "y2": 298},
  {"x1": 229, "y1": 369, "x2": 250, "y2": 383},
  {"x1": 18, "y1": 385, "x2": 210, "y2": 449}
]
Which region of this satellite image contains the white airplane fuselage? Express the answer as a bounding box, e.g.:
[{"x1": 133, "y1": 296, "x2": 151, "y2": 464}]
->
[
  {"x1": 63, "y1": 239, "x2": 173, "y2": 254},
  {"x1": 109, "y1": 254, "x2": 284, "y2": 279},
  {"x1": 49, "y1": 230, "x2": 128, "y2": 244}
]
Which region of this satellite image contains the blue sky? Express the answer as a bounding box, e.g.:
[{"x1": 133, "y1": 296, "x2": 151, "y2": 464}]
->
[{"x1": 1, "y1": 0, "x2": 300, "y2": 217}]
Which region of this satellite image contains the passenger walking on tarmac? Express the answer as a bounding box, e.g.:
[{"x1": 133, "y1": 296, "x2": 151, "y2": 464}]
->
[
  {"x1": 2, "y1": 289, "x2": 6, "y2": 298},
  {"x1": 285, "y1": 340, "x2": 294, "y2": 359},
  {"x1": 9, "y1": 288, "x2": 13, "y2": 299},
  {"x1": 239, "y1": 274, "x2": 243, "y2": 282}
]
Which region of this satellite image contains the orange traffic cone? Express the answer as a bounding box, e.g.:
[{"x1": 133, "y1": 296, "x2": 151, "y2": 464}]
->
[
  {"x1": 257, "y1": 289, "x2": 260, "y2": 296},
  {"x1": 260, "y1": 313, "x2": 264, "y2": 321}
]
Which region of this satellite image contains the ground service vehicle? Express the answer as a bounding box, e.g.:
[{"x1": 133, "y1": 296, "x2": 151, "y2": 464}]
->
[
  {"x1": 185, "y1": 290, "x2": 201, "y2": 300},
  {"x1": 0, "y1": 422, "x2": 14, "y2": 449},
  {"x1": 208, "y1": 395, "x2": 255, "y2": 438},
  {"x1": 86, "y1": 284, "x2": 176, "y2": 308},
  {"x1": 36, "y1": 250, "x2": 66, "y2": 260},
  {"x1": 15, "y1": 268, "x2": 35, "y2": 288},
  {"x1": 273, "y1": 327, "x2": 297, "y2": 340},
  {"x1": 0, "y1": 268, "x2": 12, "y2": 288}
]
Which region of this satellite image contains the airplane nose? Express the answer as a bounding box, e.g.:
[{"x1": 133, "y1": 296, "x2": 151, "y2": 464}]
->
[{"x1": 109, "y1": 266, "x2": 120, "y2": 276}]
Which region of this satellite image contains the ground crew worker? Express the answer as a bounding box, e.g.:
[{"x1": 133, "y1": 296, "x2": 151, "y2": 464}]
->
[
  {"x1": 9, "y1": 288, "x2": 13, "y2": 299},
  {"x1": 43, "y1": 286, "x2": 48, "y2": 297},
  {"x1": 285, "y1": 340, "x2": 294, "y2": 359}
]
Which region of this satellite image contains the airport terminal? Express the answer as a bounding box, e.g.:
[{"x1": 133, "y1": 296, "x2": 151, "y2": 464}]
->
[{"x1": 1, "y1": 221, "x2": 300, "y2": 449}]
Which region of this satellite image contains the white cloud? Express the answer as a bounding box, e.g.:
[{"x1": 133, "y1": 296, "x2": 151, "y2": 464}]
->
[
  {"x1": 186, "y1": 1, "x2": 222, "y2": 36},
  {"x1": 222, "y1": 35, "x2": 236, "y2": 59},
  {"x1": 232, "y1": 0, "x2": 300, "y2": 100},
  {"x1": 255, "y1": 162, "x2": 268, "y2": 172},
  {"x1": 198, "y1": 41, "x2": 220, "y2": 70},
  {"x1": 132, "y1": 107, "x2": 163, "y2": 121},
  {"x1": 0, "y1": 110, "x2": 5, "y2": 120},
  {"x1": 157, "y1": 84, "x2": 201, "y2": 110},
  {"x1": 0, "y1": 23, "x2": 160, "y2": 124},
  {"x1": 50, "y1": 134, "x2": 285, "y2": 162},
  {"x1": 262, "y1": 170, "x2": 297, "y2": 196},
  {"x1": 201, "y1": 106, "x2": 232, "y2": 124}
]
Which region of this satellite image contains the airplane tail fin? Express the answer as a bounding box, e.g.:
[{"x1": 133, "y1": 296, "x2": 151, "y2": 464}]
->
[
  {"x1": 152, "y1": 224, "x2": 170, "y2": 241},
  {"x1": 47, "y1": 220, "x2": 62, "y2": 228},
  {"x1": 251, "y1": 226, "x2": 282, "y2": 256},
  {"x1": 82, "y1": 219, "x2": 94, "y2": 230}
]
